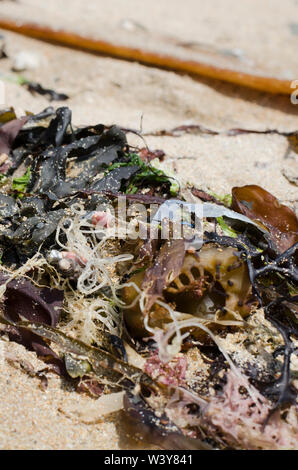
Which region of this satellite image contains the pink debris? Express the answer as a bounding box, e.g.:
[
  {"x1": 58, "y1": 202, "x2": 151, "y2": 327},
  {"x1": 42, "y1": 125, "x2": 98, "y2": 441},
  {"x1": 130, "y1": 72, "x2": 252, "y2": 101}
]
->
[
  {"x1": 144, "y1": 350, "x2": 187, "y2": 387},
  {"x1": 91, "y1": 211, "x2": 113, "y2": 228},
  {"x1": 203, "y1": 371, "x2": 298, "y2": 450},
  {"x1": 0, "y1": 159, "x2": 12, "y2": 174},
  {"x1": 139, "y1": 147, "x2": 165, "y2": 163},
  {"x1": 77, "y1": 378, "x2": 104, "y2": 397},
  {"x1": 61, "y1": 251, "x2": 87, "y2": 267}
]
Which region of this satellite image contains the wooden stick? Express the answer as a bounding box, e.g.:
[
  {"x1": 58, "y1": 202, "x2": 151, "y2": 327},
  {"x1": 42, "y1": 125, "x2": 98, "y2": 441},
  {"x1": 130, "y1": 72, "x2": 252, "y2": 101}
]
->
[{"x1": 0, "y1": 18, "x2": 292, "y2": 95}]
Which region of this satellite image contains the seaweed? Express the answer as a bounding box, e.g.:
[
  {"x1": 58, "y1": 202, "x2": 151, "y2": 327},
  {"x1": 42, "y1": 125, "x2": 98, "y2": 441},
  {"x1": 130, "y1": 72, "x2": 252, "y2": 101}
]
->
[
  {"x1": 0, "y1": 105, "x2": 297, "y2": 449},
  {"x1": 12, "y1": 166, "x2": 31, "y2": 197},
  {"x1": 141, "y1": 239, "x2": 186, "y2": 311},
  {"x1": 262, "y1": 296, "x2": 298, "y2": 409},
  {"x1": 0, "y1": 316, "x2": 156, "y2": 392},
  {"x1": 143, "y1": 123, "x2": 298, "y2": 139},
  {"x1": 0, "y1": 274, "x2": 65, "y2": 374},
  {"x1": 123, "y1": 392, "x2": 211, "y2": 450},
  {"x1": 24, "y1": 81, "x2": 69, "y2": 102},
  {"x1": 232, "y1": 185, "x2": 298, "y2": 252},
  {"x1": 104, "y1": 152, "x2": 175, "y2": 194},
  {"x1": 0, "y1": 274, "x2": 63, "y2": 326},
  {"x1": 203, "y1": 231, "x2": 298, "y2": 409},
  {"x1": 0, "y1": 193, "x2": 18, "y2": 218},
  {"x1": 0, "y1": 116, "x2": 28, "y2": 157}
]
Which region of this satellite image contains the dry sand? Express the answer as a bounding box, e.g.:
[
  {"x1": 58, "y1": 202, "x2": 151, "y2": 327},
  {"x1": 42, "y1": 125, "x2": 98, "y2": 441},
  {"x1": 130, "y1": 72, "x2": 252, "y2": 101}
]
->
[
  {"x1": 0, "y1": 2, "x2": 297, "y2": 450},
  {"x1": 1, "y1": 0, "x2": 298, "y2": 82}
]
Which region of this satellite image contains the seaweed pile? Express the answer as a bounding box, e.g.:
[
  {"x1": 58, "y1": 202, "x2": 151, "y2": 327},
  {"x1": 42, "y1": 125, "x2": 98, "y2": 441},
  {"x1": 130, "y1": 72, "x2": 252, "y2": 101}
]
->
[{"x1": 0, "y1": 106, "x2": 297, "y2": 450}]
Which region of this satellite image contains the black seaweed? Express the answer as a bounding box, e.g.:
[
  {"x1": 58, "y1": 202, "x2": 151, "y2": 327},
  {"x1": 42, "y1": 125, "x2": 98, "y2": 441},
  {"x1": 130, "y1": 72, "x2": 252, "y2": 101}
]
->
[
  {"x1": 204, "y1": 232, "x2": 298, "y2": 408},
  {"x1": 24, "y1": 81, "x2": 69, "y2": 102}
]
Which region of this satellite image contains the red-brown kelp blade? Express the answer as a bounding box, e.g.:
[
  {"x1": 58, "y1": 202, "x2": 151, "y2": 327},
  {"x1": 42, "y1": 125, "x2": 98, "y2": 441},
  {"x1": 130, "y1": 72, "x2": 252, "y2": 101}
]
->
[{"x1": 231, "y1": 185, "x2": 298, "y2": 252}]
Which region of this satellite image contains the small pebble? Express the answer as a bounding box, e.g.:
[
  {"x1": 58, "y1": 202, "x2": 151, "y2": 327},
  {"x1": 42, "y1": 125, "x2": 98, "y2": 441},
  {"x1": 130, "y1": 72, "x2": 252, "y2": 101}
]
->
[{"x1": 12, "y1": 51, "x2": 43, "y2": 72}]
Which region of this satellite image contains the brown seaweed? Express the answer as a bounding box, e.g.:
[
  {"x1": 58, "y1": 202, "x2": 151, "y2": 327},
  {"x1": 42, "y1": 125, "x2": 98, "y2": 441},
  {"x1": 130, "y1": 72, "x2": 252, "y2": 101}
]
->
[
  {"x1": 0, "y1": 318, "x2": 155, "y2": 391},
  {"x1": 0, "y1": 275, "x2": 65, "y2": 374},
  {"x1": 123, "y1": 392, "x2": 211, "y2": 450},
  {"x1": 141, "y1": 239, "x2": 186, "y2": 311},
  {"x1": 231, "y1": 185, "x2": 298, "y2": 252},
  {"x1": 0, "y1": 116, "x2": 28, "y2": 158}
]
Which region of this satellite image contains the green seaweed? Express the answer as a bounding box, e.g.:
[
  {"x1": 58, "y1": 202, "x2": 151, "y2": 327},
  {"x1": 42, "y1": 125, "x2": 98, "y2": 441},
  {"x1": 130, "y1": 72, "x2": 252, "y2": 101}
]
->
[
  {"x1": 217, "y1": 216, "x2": 238, "y2": 238},
  {"x1": 12, "y1": 167, "x2": 31, "y2": 197}
]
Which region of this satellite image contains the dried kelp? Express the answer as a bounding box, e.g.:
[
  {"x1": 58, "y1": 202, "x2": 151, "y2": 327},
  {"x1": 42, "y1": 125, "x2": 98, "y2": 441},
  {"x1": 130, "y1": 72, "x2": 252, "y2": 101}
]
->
[{"x1": 24, "y1": 81, "x2": 69, "y2": 102}]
